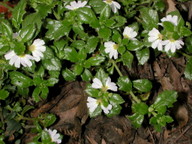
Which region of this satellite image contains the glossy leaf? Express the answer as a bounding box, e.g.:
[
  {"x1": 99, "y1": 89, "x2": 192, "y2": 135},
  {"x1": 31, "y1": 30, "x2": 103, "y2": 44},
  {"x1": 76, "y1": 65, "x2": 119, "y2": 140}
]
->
[
  {"x1": 42, "y1": 58, "x2": 61, "y2": 71},
  {"x1": 121, "y1": 51, "x2": 134, "y2": 69},
  {"x1": 117, "y1": 76, "x2": 132, "y2": 92},
  {"x1": 136, "y1": 48, "x2": 149, "y2": 65},
  {"x1": 62, "y1": 68, "x2": 76, "y2": 81},
  {"x1": 0, "y1": 89, "x2": 9, "y2": 100},
  {"x1": 133, "y1": 79, "x2": 152, "y2": 92}
]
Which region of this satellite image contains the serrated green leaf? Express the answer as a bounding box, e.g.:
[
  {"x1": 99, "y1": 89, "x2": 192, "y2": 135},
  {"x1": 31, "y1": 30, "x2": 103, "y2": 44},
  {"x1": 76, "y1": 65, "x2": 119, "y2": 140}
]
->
[
  {"x1": 117, "y1": 76, "x2": 132, "y2": 92},
  {"x1": 84, "y1": 55, "x2": 105, "y2": 68},
  {"x1": 133, "y1": 79, "x2": 152, "y2": 92},
  {"x1": 184, "y1": 57, "x2": 192, "y2": 80},
  {"x1": 81, "y1": 69, "x2": 92, "y2": 81},
  {"x1": 9, "y1": 71, "x2": 33, "y2": 88},
  {"x1": 85, "y1": 37, "x2": 99, "y2": 54},
  {"x1": 20, "y1": 24, "x2": 36, "y2": 42},
  {"x1": 140, "y1": 8, "x2": 159, "y2": 30},
  {"x1": 153, "y1": 90, "x2": 178, "y2": 110},
  {"x1": 42, "y1": 58, "x2": 61, "y2": 71},
  {"x1": 121, "y1": 51, "x2": 134, "y2": 69},
  {"x1": 132, "y1": 102, "x2": 149, "y2": 115},
  {"x1": 63, "y1": 47, "x2": 79, "y2": 62},
  {"x1": 62, "y1": 68, "x2": 76, "y2": 81},
  {"x1": 127, "y1": 40, "x2": 143, "y2": 51},
  {"x1": 136, "y1": 48, "x2": 149, "y2": 65},
  {"x1": 128, "y1": 113, "x2": 144, "y2": 128},
  {"x1": 12, "y1": 0, "x2": 26, "y2": 29},
  {"x1": 98, "y1": 27, "x2": 111, "y2": 40}
]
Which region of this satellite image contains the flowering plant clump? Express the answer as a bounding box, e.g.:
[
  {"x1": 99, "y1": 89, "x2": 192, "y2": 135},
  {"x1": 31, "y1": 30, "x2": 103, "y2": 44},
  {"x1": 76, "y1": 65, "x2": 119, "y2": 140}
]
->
[{"x1": 0, "y1": 0, "x2": 192, "y2": 143}]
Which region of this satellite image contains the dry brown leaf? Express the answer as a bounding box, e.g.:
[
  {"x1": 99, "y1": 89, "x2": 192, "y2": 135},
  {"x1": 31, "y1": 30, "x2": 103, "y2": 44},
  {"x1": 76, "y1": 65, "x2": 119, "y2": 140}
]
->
[{"x1": 166, "y1": 0, "x2": 177, "y2": 14}]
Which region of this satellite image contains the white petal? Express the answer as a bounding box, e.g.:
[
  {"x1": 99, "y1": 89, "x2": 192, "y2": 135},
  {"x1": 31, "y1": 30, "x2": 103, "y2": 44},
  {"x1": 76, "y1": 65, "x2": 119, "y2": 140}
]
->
[
  {"x1": 112, "y1": 1, "x2": 121, "y2": 9},
  {"x1": 91, "y1": 78, "x2": 103, "y2": 89},
  {"x1": 4, "y1": 50, "x2": 15, "y2": 60},
  {"x1": 15, "y1": 57, "x2": 21, "y2": 68},
  {"x1": 105, "y1": 77, "x2": 117, "y2": 91},
  {"x1": 33, "y1": 39, "x2": 45, "y2": 46},
  {"x1": 9, "y1": 55, "x2": 18, "y2": 65},
  {"x1": 101, "y1": 104, "x2": 112, "y2": 114}
]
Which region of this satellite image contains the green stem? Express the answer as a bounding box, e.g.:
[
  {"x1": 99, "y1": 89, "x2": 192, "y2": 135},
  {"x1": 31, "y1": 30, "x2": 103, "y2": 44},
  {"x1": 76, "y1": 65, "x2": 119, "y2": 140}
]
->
[
  {"x1": 112, "y1": 60, "x2": 123, "y2": 77},
  {"x1": 129, "y1": 91, "x2": 141, "y2": 103},
  {"x1": 178, "y1": 51, "x2": 191, "y2": 59}
]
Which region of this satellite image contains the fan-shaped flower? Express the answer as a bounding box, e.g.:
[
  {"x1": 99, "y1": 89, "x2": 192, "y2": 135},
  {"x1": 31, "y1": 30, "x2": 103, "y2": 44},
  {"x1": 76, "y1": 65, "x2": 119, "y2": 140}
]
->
[
  {"x1": 148, "y1": 28, "x2": 164, "y2": 51},
  {"x1": 103, "y1": 0, "x2": 121, "y2": 13},
  {"x1": 28, "y1": 39, "x2": 46, "y2": 62},
  {"x1": 45, "y1": 128, "x2": 62, "y2": 144},
  {"x1": 104, "y1": 41, "x2": 118, "y2": 59},
  {"x1": 161, "y1": 15, "x2": 178, "y2": 26},
  {"x1": 65, "y1": 1, "x2": 89, "y2": 10},
  {"x1": 101, "y1": 104, "x2": 112, "y2": 114},
  {"x1": 123, "y1": 26, "x2": 137, "y2": 40},
  {"x1": 91, "y1": 77, "x2": 117, "y2": 92},
  {"x1": 4, "y1": 50, "x2": 33, "y2": 68},
  {"x1": 163, "y1": 39, "x2": 184, "y2": 53},
  {"x1": 87, "y1": 97, "x2": 98, "y2": 113}
]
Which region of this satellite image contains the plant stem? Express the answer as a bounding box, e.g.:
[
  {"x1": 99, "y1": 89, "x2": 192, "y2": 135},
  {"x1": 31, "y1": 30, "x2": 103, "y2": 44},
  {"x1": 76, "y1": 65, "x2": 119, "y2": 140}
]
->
[
  {"x1": 112, "y1": 60, "x2": 141, "y2": 103},
  {"x1": 178, "y1": 51, "x2": 191, "y2": 59},
  {"x1": 112, "y1": 60, "x2": 123, "y2": 77},
  {"x1": 129, "y1": 91, "x2": 141, "y2": 103}
]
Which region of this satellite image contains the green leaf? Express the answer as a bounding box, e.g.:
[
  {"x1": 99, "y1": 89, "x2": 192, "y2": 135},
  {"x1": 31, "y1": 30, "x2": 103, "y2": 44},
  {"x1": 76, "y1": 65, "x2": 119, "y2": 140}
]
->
[
  {"x1": 132, "y1": 102, "x2": 149, "y2": 115},
  {"x1": 184, "y1": 57, "x2": 192, "y2": 80},
  {"x1": 42, "y1": 58, "x2": 61, "y2": 71},
  {"x1": 63, "y1": 47, "x2": 79, "y2": 62},
  {"x1": 62, "y1": 68, "x2": 76, "y2": 81},
  {"x1": 121, "y1": 51, "x2": 134, "y2": 69},
  {"x1": 78, "y1": 49, "x2": 87, "y2": 61},
  {"x1": 180, "y1": 26, "x2": 192, "y2": 37},
  {"x1": 100, "y1": 5, "x2": 111, "y2": 20},
  {"x1": 107, "y1": 104, "x2": 122, "y2": 117},
  {"x1": 20, "y1": 24, "x2": 36, "y2": 42},
  {"x1": 85, "y1": 37, "x2": 99, "y2": 54},
  {"x1": 85, "y1": 85, "x2": 100, "y2": 98},
  {"x1": 162, "y1": 21, "x2": 175, "y2": 32},
  {"x1": 89, "y1": 0, "x2": 105, "y2": 14},
  {"x1": 152, "y1": 90, "x2": 178, "y2": 113},
  {"x1": 136, "y1": 48, "x2": 150, "y2": 65},
  {"x1": 112, "y1": 30, "x2": 122, "y2": 43},
  {"x1": 72, "y1": 23, "x2": 88, "y2": 39},
  {"x1": 98, "y1": 27, "x2": 111, "y2": 40},
  {"x1": 40, "y1": 87, "x2": 49, "y2": 99},
  {"x1": 127, "y1": 40, "x2": 143, "y2": 51},
  {"x1": 84, "y1": 55, "x2": 105, "y2": 68},
  {"x1": 21, "y1": 105, "x2": 34, "y2": 115},
  {"x1": 12, "y1": 0, "x2": 27, "y2": 29},
  {"x1": 0, "y1": 89, "x2": 9, "y2": 100},
  {"x1": 73, "y1": 63, "x2": 84, "y2": 75},
  {"x1": 40, "y1": 113, "x2": 56, "y2": 127},
  {"x1": 140, "y1": 8, "x2": 159, "y2": 30},
  {"x1": 13, "y1": 41, "x2": 25, "y2": 55},
  {"x1": 133, "y1": 79, "x2": 152, "y2": 92},
  {"x1": 111, "y1": 16, "x2": 127, "y2": 28},
  {"x1": 46, "y1": 78, "x2": 59, "y2": 86},
  {"x1": 9, "y1": 71, "x2": 33, "y2": 88},
  {"x1": 110, "y1": 94, "x2": 125, "y2": 105},
  {"x1": 77, "y1": 7, "x2": 99, "y2": 27},
  {"x1": 89, "y1": 106, "x2": 102, "y2": 118},
  {"x1": 1, "y1": 20, "x2": 13, "y2": 38},
  {"x1": 117, "y1": 76, "x2": 132, "y2": 92},
  {"x1": 128, "y1": 113, "x2": 144, "y2": 128},
  {"x1": 32, "y1": 87, "x2": 41, "y2": 102},
  {"x1": 81, "y1": 69, "x2": 93, "y2": 81},
  {"x1": 41, "y1": 130, "x2": 51, "y2": 142}
]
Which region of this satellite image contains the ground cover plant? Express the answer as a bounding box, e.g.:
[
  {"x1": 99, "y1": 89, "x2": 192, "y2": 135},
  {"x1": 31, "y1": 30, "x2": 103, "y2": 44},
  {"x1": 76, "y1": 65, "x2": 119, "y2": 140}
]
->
[{"x1": 0, "y1": 0, "x2": 192, "y2": 143}]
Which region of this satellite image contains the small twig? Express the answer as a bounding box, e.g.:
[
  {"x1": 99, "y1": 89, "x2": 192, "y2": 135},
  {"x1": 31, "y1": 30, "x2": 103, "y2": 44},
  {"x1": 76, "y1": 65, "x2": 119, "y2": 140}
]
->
[
  {"x1": 173, "y1": 124, "x2": 192, "y2": 143},
  {"x1": 148, "y1": 128, "x2": 156, "y2": 144}
]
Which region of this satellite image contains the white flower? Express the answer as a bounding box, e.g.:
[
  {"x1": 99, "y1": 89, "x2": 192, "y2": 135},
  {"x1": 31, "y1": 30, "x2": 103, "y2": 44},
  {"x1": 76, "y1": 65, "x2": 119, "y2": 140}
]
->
[
  {"x1": 104, "y1": 41, "x2": 118, "y2": 59},
  {"x1": 161, "y1": 15, "x2": 178, "y2": 26},
  {"x1": 65, "y1": 1, "x2": 89, "y2": 10},
  {"x1": 4, "y1": 50, "x2": 33, "y2": 68},
  {"x1": 123, "y1": 26, "x2": 137, "y2": 40},
  {"x1": 45, "y1": 128, "x2": 62, "y2": 144},
  {"x1": 29, "y1": 39, "x2": 46, "y2": 62},
  {"x1": 103, "y1": 0, "x2": 121, "y2": 13},
  {"x1": 87, "y1": 97, "x2": 98, "y2": 113},
  {"x1": 101, "y1": 104, "x2": 112, "y2": 114},
  {"x1": 163, "y1": 39, "x2": 184, "y2": 53},
  {"x1": 91, "y1": 77, "x2": 118, "y2": 91},
  {"x1": 148, "y1": 28, "x2": 164, "y2": 51}
]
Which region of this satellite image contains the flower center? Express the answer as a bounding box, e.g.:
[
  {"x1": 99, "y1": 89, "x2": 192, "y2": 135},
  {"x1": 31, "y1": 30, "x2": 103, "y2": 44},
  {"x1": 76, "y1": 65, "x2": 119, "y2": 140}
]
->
[
  {"x1": 19, "y1": 54, "x2": 26, "y2": 58},
  {"x1": 170, "y1": 39, "x2": 175, "y2": 42},
  {"x1": 28, "y1": 45, "x2": 36, "y2": 51},
  {"x1": 102, "y1": 85, "x2": 109, "y2": 92},
  {"x1": 158, "y1": 34, "x2": 163, "y2": 40},
  {"x1": 113, "y1": 44, "x2": 118, "y2": 50},
  {"x1": 124, "y1": 34, "x2": 130, "y2": 39},
  {"x1": 105, "y1": 0, "x2": 113, "y2": 4}
]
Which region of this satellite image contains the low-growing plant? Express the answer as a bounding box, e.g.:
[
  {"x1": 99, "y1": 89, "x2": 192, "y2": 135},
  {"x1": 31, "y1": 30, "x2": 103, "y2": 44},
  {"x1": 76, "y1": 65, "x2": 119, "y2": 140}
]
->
[{"x1": 0, "y1": 0, "x2": 192, "y2": 143}]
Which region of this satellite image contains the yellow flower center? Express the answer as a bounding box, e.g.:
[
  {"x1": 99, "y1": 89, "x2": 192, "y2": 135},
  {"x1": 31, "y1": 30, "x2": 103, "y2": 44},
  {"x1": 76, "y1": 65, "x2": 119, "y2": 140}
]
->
[
  {"x1": 113, "y1": 44, "x2": 118, "y2": 50},
  {"x1": 101, "y1": 86, "x2": 109, "y2": 92},
  {"x1": 96, "y1": 99, "x2": 102, "y2": 104},
  {"x1": 124, "y1": 34, "x2": 130, "y2": 39},
  {"x1": 19, "y1": 54, "x2": 26, "y2": 58},
  {"x1": 158, "y1": 34, "x2": 163, "y2": 40},
  {"x1": 106, "y1": 0, "x2": 113, "y2": 4},
  {"x1": 28, "y1": 45, "x2": 36, "y2": 51},
  {"x1": 170, "y1": 39, "x2": 175, "y2": 42}
]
